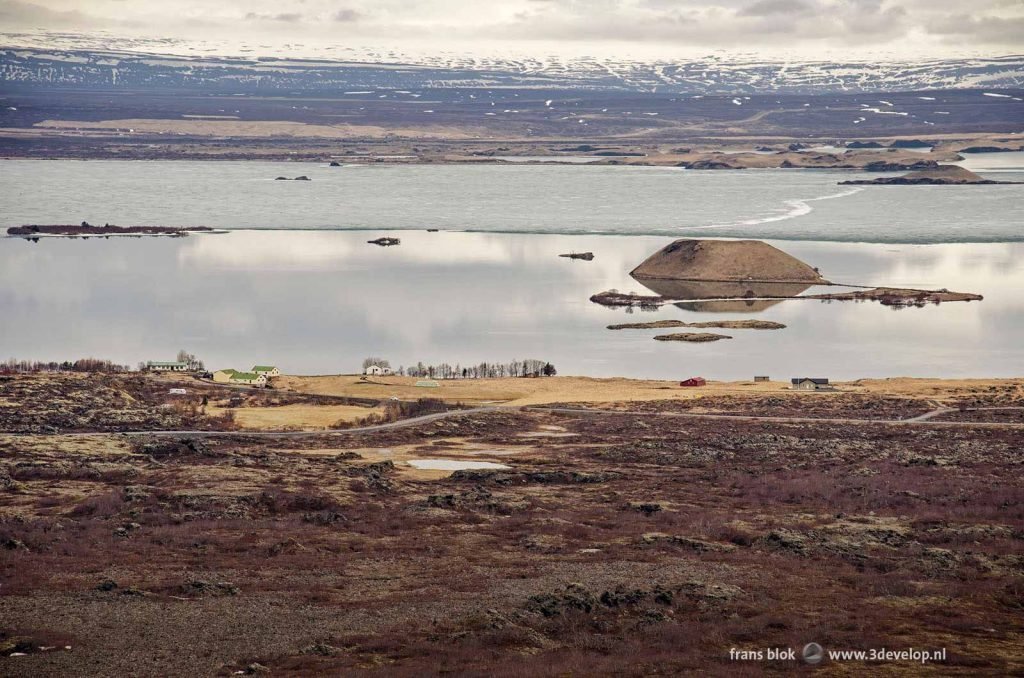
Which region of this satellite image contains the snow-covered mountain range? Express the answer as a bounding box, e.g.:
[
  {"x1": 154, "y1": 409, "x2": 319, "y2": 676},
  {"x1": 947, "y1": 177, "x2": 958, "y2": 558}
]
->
[{"x1": 2, "y1": 33, "x2": 1022, "y2": 95}]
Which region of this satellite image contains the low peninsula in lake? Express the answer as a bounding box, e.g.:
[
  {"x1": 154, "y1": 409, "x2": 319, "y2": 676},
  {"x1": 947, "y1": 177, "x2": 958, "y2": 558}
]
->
[
  {"x1": 839, "y1": 165, "x2": 1022, "y2": 185},
  {"x1": 7, "y1": 223, "x2": 214, "y2": 238}
]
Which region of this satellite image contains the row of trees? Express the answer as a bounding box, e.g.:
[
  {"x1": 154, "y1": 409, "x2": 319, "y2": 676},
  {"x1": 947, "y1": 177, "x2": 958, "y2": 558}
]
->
[
  {"x1": 1, "y1": 358, "x2": 132, "y2": 374},
  {"x1": 364, "y1": 357, "x2": 556, "y2": 379},
  {"x1": 3, "y1": 349, "x2": 204, "y2": 375}
]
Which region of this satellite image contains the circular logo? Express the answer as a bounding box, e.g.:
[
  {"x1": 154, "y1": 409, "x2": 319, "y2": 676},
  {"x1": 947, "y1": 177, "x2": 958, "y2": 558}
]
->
[{"x1": 803, "y1": 642, "x2": 824, "y2": 665}]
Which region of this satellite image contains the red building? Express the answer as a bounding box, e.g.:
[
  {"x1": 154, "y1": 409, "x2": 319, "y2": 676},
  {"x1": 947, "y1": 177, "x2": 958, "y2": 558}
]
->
[{"x1": 680, "y1": 377, "x2": 707, "y2": 387}]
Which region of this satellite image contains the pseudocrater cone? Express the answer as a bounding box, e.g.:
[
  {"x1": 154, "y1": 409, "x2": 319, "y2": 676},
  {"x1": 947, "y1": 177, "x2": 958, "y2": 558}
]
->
[{"x1": 630, "y1": 239, "x2": 828, "y2": 285}]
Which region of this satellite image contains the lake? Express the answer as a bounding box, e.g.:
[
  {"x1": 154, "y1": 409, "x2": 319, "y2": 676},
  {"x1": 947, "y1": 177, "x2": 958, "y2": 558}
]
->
[
  {"x1": 1, "y1": 229, "x2": 1021, "y2": 380},
  {"x1": 1, "y1": 158, "x2": 1021, "y2": 243},
  {"x1": 1, "y1": 160, "x2": 1021, "y2": 380}
]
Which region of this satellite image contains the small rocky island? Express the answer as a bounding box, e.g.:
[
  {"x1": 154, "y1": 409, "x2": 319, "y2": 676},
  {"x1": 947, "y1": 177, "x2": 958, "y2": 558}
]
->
[
  {"x1": 368, "y1": 237, "x2": 401, "y2": 246},
  {"x1": 559, "y1": 252, "x2": 595, "y2": 261},
  {"x1": 590, "y1": 290, "x2": 665, "y2": 308},
  {"x1": 653, "y1": 332, "x2": 732, "y2": 342},
  {"x1": 8, "y1": 223, "x2": 214, "y2": 238},
  {"x1": 805, "y1": 287, "x2": 983, "y2": 307},
  {"x1": 275, "y1": 176, "x2": 311, "y2": 181},
  {"x1": 840, "y1": 165, "x2": 1022, "y2": 185},
  {"x1": 608, "y1": 319, "x2": 786, "y2": 330}
]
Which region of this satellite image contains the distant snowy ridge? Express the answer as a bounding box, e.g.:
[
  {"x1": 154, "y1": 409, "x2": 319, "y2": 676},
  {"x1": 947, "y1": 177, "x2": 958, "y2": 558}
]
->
[{"x1": 1, "y1": 41, "x2": 1022, "y2": 95}]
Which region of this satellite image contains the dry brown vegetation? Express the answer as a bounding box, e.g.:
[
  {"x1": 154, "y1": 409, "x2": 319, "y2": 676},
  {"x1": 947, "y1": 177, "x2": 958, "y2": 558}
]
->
[
  {"x1": 1, "y1": 373, "x2": 1023, "y2": 675},
  {"x1": 0, "y1": 373, "x2": 235, "y2": 434}
]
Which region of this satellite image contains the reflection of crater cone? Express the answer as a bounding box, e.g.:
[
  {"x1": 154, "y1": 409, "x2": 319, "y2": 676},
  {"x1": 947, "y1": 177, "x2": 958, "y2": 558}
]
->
[
  {"x1": 630, "y1": 239, "x2": 826, "y2": 284},
  {"x1": 634, "y1": 278, "x2": 814, "y2": 301},
  {"x1": 673, "y1": 299, "x2": 786, "y2": 313}
]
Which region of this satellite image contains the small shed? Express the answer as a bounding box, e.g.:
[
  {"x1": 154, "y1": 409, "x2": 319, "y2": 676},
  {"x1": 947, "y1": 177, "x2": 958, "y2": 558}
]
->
[
  {"x1": 791, "y1": 378, "x2": 830, "y2": 391},
  {"x1": 754, "y1": 376, "x2": 770, "y2": 382},
  {"x1": 680, "y1": 377, "x2": 707, "y2": 387},
  {"x1": 213, "y1": 369, "x2": 237, "y2": 383},
  {"x1": 365, "y1": 365, "x2": 392, "y2": 376},
  {"x1": 415, "y1": 379, "x2": 440, "y2": 388}
]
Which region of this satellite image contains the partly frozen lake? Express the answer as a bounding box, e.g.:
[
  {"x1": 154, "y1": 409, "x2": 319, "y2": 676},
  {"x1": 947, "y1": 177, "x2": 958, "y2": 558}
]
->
[
  {"x1": 1, "y1": 158, "x2": 1021, "y2": 243},
  {"x1": 1, "y1": 159, "x2": 1021, "y2": 380}
]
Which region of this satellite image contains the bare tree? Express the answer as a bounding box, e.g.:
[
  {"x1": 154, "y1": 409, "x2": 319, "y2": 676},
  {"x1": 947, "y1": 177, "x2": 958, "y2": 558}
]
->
[
  {"x1": 402, "y1": 358, "x2": 556, "y2": 380},
  {"x1": 362, "y1": 357, "x2": 391, "y2": 370},
  {"x1": 176, "y1": 350, "x2": 205, "y2": 372}
]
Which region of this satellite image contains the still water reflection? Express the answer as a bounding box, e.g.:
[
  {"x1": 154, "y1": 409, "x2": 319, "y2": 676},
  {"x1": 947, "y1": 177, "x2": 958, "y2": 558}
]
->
[{"x1": 0, "y1": 231, "x2": 1021, "y2": 379}]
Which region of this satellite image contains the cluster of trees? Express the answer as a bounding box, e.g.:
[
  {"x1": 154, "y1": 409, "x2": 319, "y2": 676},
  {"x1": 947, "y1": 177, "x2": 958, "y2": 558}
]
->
[
  {"x1": 1, "y1": 358, "x2": 132, "y2": 374},
  {"x1": 135, "y1": 350, "x2": 205, "y2": 373},
  {"x1": 176, "y1": 350, "x2": 205, "y2": 371},
  {"x1": 364, "y1": 358, "x2": 556, "y2": 379},
  {"x1": 362, "y1": 357, "x2": 391, "y2": 370}
]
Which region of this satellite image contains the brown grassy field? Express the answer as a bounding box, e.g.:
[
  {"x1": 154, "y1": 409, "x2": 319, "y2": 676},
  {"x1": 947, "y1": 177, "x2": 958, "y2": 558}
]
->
[
  {"x1": 1, "y1": 373, "x2": 1022, "y2": 675},
  {"x1": 207, "y1": 403, "x2": 385, "y2": 431},
  {"x1": 277, "y1": 374, "x2": 1023, "y2": 409}
]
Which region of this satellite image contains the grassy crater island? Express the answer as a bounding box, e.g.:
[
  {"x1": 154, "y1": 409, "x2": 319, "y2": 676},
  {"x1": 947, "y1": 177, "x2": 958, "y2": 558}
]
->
[
  {"x1": 591, "y1": 239, "x2": 983, "y2": 312},
  {"x1": 608, "y1": 320, "x2": 787, "y2": 330},
  {"x1": 7, "y1": 224, "x2": 215, "y2": 238},
  {"x1": 630, "y1": 239, "x2": 829, "y2": 284}
]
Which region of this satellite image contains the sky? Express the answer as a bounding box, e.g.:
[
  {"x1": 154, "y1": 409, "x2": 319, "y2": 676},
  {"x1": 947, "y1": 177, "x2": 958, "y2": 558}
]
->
[{"x1": 1, "y1": 0, "x2": 1022, "y2": 60}]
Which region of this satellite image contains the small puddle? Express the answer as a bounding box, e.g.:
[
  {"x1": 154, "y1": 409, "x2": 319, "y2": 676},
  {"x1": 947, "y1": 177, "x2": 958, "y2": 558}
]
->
[{"x1": 406, "y1": 459, "x2": 511, "y2": 471}]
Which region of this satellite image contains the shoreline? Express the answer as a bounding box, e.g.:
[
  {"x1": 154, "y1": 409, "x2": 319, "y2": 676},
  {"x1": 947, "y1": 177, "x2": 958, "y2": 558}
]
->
[{"x1": 4, "y1": 227, "x2": 1021, "y2": 247}]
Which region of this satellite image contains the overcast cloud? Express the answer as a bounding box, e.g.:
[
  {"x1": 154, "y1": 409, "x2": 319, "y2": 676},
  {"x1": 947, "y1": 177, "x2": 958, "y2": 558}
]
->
[{"x1": 0, "y1": 0, "x2": 1021, "y2": 58}]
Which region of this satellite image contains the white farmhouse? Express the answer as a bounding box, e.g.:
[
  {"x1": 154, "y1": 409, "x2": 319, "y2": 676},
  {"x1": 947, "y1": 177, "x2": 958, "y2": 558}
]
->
[{"x1": 146, "y1": 361, "x2": 190, "y2": 372}]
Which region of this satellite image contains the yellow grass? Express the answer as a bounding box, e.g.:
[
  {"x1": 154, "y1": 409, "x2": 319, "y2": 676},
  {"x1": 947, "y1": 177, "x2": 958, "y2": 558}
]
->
[{"x1": 209, "y1": 403, "x2": 383, "y2": 430}]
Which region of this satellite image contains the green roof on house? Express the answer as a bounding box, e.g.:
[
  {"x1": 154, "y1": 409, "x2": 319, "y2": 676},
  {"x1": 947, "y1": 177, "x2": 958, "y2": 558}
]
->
[
  {"x1": 230, "y1": 372, "x2": 261, "y2": 380},
  {"x1": 217, "y1": 368, "x2": 238, "y2": 374},
  {"x1": 253, "y1": 366, "x2": 276, "y2": 372}
]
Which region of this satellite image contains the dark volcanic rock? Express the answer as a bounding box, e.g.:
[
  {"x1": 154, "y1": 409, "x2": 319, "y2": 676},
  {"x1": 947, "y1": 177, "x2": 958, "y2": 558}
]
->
[
  {"x1": 559, "y1": 252, "x2": 594, "y2": 261},
  {"x1": 863, "y1": 159, "x2": 938, "y2": 171},
  {"x1": 840, "y1": 165, "x2": 1021, "y2": 185},
  {"x1": 889, "y1": 139, "x2": 932, "y2": 148},
  {"x1": 960, "y1": 145, "x2": 1021, "y2": 153},
  {"x1": 677, "y1": 159, "x2": 737, "y2": 170}
]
